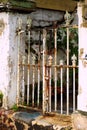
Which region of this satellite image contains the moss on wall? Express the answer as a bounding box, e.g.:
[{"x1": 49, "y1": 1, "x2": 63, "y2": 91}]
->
[
  {"x1": 10, "y1": 0, "x2": 35, "y2": 9},
  {"x1": 0, "y1": 0, "x2": 36, "y2": 9},
  {"x1": 0, "y1": 0, "x2": 27, "y2": 3}
]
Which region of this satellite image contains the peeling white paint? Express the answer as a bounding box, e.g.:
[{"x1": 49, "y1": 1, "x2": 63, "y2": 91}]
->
[
  {"x1": 0, "y1": 12, "x2": 30, "y2": 108},
  {"x1": 78, "y1": 2, "x2": 87, "y2": 111},
  {"x1": 0, "y1": 12, "x2": 9, "y2": 109}
]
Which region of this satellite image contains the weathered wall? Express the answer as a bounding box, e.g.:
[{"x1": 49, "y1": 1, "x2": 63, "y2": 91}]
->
[
  {"x1": 0, "y1": 12, "x2": 29, "y2": 108},
  {"x1": 78, "y1": 2, "x2": 87, "y2": 111},
  {"x1": 8, "y1": 13, "x2": 33, "y2": 108},
  {"x1": 30, "y1": 9, "x2": 64, "y2": 27},
  {"x1": 0, "y1": 12, "x2": 9, "y2": 109}
]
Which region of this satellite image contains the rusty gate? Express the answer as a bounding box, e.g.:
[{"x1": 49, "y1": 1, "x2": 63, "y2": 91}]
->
[{"x1": 16, "y1": 13, "x2": 78, "y2": 115}]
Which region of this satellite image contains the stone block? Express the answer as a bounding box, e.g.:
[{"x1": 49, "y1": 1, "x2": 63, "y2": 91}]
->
[{"x1": 72, "y1": 110, "x2": 87, "y2": 130}]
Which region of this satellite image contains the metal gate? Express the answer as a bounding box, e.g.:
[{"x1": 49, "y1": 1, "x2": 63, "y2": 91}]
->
[{"x1": 16, "y1": 12, "x2": 78, "y2": 115}]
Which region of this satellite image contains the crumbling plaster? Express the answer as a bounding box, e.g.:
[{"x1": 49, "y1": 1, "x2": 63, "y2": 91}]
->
[
  {"x1": 78, "y1": 2, "x2": 87, "y2": 111},
  {"x1": 0, "y1": 12, "x2": 29, "y2": 108}
]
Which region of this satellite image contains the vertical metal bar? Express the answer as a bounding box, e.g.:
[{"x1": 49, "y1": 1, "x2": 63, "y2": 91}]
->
[
  {"x1": 73, "y1": 67, "x2": 76, "y2": 112},
  {"x1": 32, "y1": 65, "x2": 35, "y2": 107},
  {"x1": 37, "y1": 31, "x2": 41, "y2": 107},
  {"x1": 66, "y1": 27, "x2": 69, "y2": 115},
  {"x1": 22, "y1": 56, "x2": 25, "y2": 104},
  {"x1": 43, "y1": 29, "x2": 47, "y2": 114},
  {"x1": 72, "y1": 54, "x2": 77, "y2": 112},
  {"x1": 60, "y1": 60, "x2": 63, "y2": 114},
  {"x1": 48, "y1": 56, "x2": 53, "y2": 112},
  {"x1": 37, "y1": 65, "x2": 40, "y2": 107},
  {"x1": 61, "y1": 67, "x2": 63, "y2": 114},
  {"x1": 49, "y1": 66, "x2": 52, "y2": 112},
  {"x1": 46, "y1": 66, "x2": 49, "y2": 112},
  {"x1": 27, "y1": 30, "x2": 30, "y2": 105},
  {"x1": 54, "y1": 28, "x2": 57, "y2": 111}
]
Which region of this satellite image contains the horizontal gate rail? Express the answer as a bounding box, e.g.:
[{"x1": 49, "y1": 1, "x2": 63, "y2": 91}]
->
[{"x1": 19, "y1": 63, "x2": 78, "y2": 68}]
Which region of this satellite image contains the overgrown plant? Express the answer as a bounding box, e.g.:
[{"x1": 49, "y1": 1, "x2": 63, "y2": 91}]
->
[
  {"x1": 0, "y1": 91, "x2": 3, "y2": 106},
  {"x1": 46, "y1": 27, "x2": 78, "y2": 90},
  {"x1": 0, "y1": 91, "x2": 3, "y2": 99},
  {"x1": 12, "y1": 104, "x2": 19, "y2": 112},
  {"x1": 47, "y1": 27, "x2": 78, "y2": 63}
]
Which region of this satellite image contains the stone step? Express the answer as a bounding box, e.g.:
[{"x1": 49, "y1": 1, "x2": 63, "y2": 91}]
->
[
  {"x1": 13, "y1": 111, "x2": 73, "y2": 130},
  {"x1": 72, "y1": 110, "x2": 87, "y2": 130}
]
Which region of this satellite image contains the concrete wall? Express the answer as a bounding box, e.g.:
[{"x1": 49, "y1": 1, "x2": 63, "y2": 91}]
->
[
  {"x1": 0, "y1": 12, "x2": 9, "y2": 109},
  {"x1": 30, "y1": 9, "x2": 64, "y2": 27},
  {"x1": 0, "y1": 12, "x2": 29, "y2": 108},
  {"x1": 78, "y1": 2, "x2": 87, "y2": 111}
]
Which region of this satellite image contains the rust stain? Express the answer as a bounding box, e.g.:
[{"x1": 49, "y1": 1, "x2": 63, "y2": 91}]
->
[
  {"x1": 81, "y1": 22, "x2": 87, "y2": 28},
  {"x1": 36, "y1": 114, "x2": 71, "y2": 126},
  {"x1": 82, "y1": 60, "x2": 87, "y2": 67},
  {"x1": 79, "y1": 48, "x2": 87, "y2": 67},
  {"x1": 79, "y1": 48, "x2": 84, "y2": 58}
]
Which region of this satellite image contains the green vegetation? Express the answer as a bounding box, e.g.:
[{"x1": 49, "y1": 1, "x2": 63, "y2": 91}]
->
[
  {"x1": 0, "y1": 0, "x2": 36, "y2": 10},
  {"x1": 0, "y1": 91, "x2": 3, "y2": 99},
  {"x1": 47, "y1": 27, "x2": 78, "y2": 64},
  {"x1": 12, "y1": 104, "x2": 19, "y2": 112},
  {"x1": 46, "y1": 27, "x2": 78, "y2": 90},
  {"x1": 0, "y1": 0, "x2": 27, "y2": 3},
  {"x1": 0, "y1": 91, "x2": 3, "y2": 107}
]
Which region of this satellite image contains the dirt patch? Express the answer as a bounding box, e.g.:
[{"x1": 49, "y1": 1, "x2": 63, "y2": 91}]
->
[
  {"x1": 34, "y1": 113, "x2": 72, "y2": 127},
  {"x1": 43, "y1": 115, "x2": 71, "y2": 126}
]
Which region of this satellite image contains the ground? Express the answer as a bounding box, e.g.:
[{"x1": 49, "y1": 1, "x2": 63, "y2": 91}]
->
[{"x1": 0, "y1": 107, "x2": 74, "y2": 130}]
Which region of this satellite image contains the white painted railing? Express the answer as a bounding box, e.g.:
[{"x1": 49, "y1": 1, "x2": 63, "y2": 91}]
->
[{"x1": 16, "y1": 14, "x2": 78, "y2": 115}]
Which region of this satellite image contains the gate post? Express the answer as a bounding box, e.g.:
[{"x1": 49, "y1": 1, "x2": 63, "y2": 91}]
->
[
  {"x1": 16, "y1": 18, "x2": 21, "y2": 106},
  {"x1": 78, "y1": 1, "x2": 87, "y2": 111}
]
